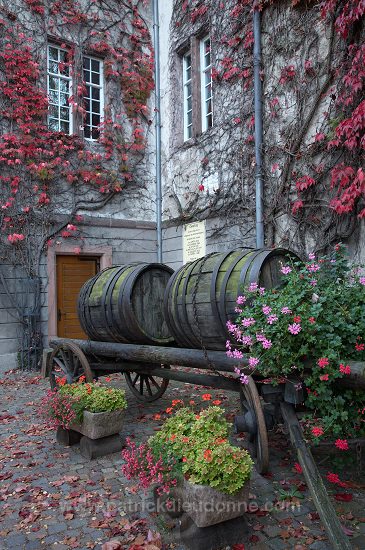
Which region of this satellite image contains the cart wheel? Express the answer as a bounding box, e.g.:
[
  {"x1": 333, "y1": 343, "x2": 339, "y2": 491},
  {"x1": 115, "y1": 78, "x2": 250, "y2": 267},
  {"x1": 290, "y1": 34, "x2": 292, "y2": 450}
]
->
[
  {"x1": 240, "y1": 376, "x2": 269, "y2": 475},
  {"x1": 48, "y1": 342, "x2": 94, "y2": 390},
  {"x1": 125, "y1": 365, "x2": 170, "y2": 402}
]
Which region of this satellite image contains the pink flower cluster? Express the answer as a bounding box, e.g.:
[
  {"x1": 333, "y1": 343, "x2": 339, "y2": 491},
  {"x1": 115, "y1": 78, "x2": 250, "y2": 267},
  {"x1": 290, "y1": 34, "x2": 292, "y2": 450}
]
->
[
  {"x1": 7, "y1": 233, "x2": 25, "y2": 243},
  {"x1": 40, "y1": 389, "x2": 77, "y2": 430},
  {"x1": 122, "y1": 438, "x2": 176, "y2": 494},
  {"x1": 288, "y1": 323, "x2": 301, "y2": 335},
  {"x1": 281, "y1": 266, "x2": 292, "y2": 275}
]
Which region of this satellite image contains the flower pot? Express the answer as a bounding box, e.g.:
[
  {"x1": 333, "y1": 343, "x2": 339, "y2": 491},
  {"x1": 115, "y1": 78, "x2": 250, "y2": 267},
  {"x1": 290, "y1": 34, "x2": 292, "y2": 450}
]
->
[
  {"x1": 182, "y1": 477, "x2": 250, "y2": 528},
  {"x1": 70, "y1": 409, "x2": 125, "y2": 440}
]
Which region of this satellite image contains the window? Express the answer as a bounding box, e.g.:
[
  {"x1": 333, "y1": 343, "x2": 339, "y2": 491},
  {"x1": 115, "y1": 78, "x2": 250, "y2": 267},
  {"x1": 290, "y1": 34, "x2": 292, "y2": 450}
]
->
[
  {"x1": 200, "y1": 36, "x2": 213, "y2": 132},
  {"x1": 181, "y1": 35, "x2": 213, "y2": 142},
  {"x1": 183, "y1": 52, "x2": 193, "y2": 141},
  {"x1": 47, "y1": 44, "x2": 104, "y2": 140},
  {"x1": 47, "y1": 45, "x2": 72, "y2": 133},
  {"x1": 83, "y1": 56, "x2": 104, "y2": 140}
]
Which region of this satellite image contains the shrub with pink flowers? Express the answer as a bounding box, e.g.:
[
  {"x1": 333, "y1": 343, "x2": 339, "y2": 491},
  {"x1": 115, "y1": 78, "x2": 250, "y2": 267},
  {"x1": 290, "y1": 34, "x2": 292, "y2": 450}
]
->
[
  {"x1": 41, "y1": 379, "x2": 127, "y2": 429},
  {"x1": 228, "y1": 244, "x2": 365, "y2": 444}
]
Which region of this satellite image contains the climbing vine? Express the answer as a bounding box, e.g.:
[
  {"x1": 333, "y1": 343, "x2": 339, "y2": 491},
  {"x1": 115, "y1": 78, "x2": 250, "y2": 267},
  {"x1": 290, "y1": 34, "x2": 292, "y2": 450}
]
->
[
  {"x1": 0, "y1": 0, "x2": 154, "y2": 366},
  {"x1": 164, "y1": 0, "x2": 364, "y2": 256}
]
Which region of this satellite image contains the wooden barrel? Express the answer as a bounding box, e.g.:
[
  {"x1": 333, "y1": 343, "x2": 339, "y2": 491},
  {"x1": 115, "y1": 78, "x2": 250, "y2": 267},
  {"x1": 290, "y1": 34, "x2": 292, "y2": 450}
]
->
[
  {"x1": 78, "y1": 263, "x2": 174, "y2": 345},
  {"x1": 164, "y1": 248, "x2": 298, "y2": 351}
]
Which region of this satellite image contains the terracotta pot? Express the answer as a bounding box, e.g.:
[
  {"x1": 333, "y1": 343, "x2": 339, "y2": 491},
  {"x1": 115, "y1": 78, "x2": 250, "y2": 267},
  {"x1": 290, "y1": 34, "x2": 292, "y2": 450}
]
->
[
  {"x1": 182, "y1": 477, "x2": 250, "y2": 528},
  {"x1": 70, "y1": 409, "x2": 125, "y2": 440}
]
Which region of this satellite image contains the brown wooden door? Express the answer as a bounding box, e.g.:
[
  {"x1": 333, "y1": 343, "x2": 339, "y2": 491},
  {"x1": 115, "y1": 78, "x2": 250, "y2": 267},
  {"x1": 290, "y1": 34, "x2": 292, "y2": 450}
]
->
[{"x1": 56, "y1": 255, "x2": 98, "y2": 338}]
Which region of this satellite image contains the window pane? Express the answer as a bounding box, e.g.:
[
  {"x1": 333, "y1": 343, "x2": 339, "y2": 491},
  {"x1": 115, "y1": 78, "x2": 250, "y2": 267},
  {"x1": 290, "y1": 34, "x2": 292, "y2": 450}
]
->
[
  {"x1": 205, "y1": 71, "x2": 211, "y2": 86},
  {"x1": 59, "y1": 93, "x2": 69, "y2": 106},
  {"x1": 187, "y1": 82, "x2": 192, "y2": 97},
  {"x1": 91, "y1": 71, "x2": 100, "y2": 85},
  {"x1": 207, "y1": 113, "x2": 213, "y2": 128},
  {"x1": 205, "y1": 83, "x2": 212, "y2": 100},
  {"x1": 91, "y1": 59, "x2": 100, "y2": 72},
  {"x1": 83, "y1": 70, "x2": 90, "y2": 84},
  {"x1": 48, "y1": 61, "x2": 58, "y2": 74},
  {"x1": 59, "y1": 50, "x2": 67, "y2": 63},
  {"x1": 48, "y1": 76, "x2": 59, "y2": 90},
  {"x1": 49, "y1": 47, "x2": 59, "y2": 61},
  {"x1": 60, "y1": 107, "x2": 70, "y2": 120},
  {"x1": 186, "y1": 65, "x2": 191, "y2": 81},
  {"x1": 187, "y1": 110, "x2": 192, "y2": 126},
  {"x1": 84, "y1": 98, "x2": 90, "y2": 113},
  {"x1": 84, "y1": 125, "x2": 91, "y2": 138},
  {"x1": 92, "y1": 113, "x2": 100, "y2": 126},
  {"x1": 92, "y1": 87, "x2": 100, "y2": 100},
  {"x1": 187, "y1": 125, "x2": 192, "y2": 139},
  {"x1": 187, "y1": 96, "x2": 192, "y2": 111},
  {"x1": 49, "y1": 90, "x2": 58, "y2": 103},
  {"x1": 91, "y1": 127, "x2": 100, "y2": 140},
  {"x1": 59, "y1": 79, "x2": 69, "y2": 93},
  {"x1": 83, "y1": 57, "x2": 90, "y2": 69},
  {"x1": 205, "y1": 51, "x2": 211, "y2": 67},
  {"x1": 49, "y1": 105, "x2": 59, "y2": 118},
  {"x1": 92, "y1": 100, "x2": 100, "y2": 114},
  {"x1": 60, "y1": 120, "x2": 70, "y2": 133},
  {"x1": 49, "y1": 118, "x2": 59, "y2": 131}
]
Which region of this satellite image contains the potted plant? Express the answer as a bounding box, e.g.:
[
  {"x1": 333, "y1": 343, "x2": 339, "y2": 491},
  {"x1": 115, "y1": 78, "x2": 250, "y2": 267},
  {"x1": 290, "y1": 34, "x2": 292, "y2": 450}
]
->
[
  {"x1": 122, "y1": 403, "x2": 253, "y2": 527},
  {"x1": 41, "y1": 377, "x2": 128, "y2": 440},
  {"x1": 227, "y1": 243, "x2": 365, "y2": 448}
]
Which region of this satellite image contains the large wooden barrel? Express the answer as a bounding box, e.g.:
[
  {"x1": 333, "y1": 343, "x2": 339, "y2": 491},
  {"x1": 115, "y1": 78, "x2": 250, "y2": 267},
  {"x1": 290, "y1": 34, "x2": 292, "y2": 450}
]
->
[
  {"x1": 78, "y1": 263, "x2": 174, "y2": 345},
  {"x1": 164, "y1": 248, "x2": 298, "y2": 351}
]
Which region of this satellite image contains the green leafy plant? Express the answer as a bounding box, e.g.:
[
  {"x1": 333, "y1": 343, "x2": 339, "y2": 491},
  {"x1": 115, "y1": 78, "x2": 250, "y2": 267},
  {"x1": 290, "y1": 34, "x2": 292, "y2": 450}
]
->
[
  {"x1": 228, "y1": 244, "x2": 365, "y2": 445},
  {"x1": 123, "y1": 405, "x2": 253, "y2": 495},
  {"x1": 41, "y1": 379, "x2": 127, "y2": 428}
]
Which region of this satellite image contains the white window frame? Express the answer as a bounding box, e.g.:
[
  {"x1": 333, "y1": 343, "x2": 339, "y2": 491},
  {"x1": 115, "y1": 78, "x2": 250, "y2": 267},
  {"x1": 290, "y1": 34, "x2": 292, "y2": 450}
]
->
[
  {"x1": 82, "y1": 55, "x2": 104, "y2": 141},
  {"x1": 47, "y1": 44, "x2": 72, "y2": 134},
  {"x1": 183, "y1": 51, "x2": 193, "y2": 141},
  {"x1": 200, "y1": 36, "x2": 213, "y2": 132}
]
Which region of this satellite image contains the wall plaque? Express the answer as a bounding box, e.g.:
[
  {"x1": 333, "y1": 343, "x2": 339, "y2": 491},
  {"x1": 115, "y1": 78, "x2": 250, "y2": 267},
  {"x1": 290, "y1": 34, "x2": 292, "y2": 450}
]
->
[{"x1": 182, "y1": 220, "x2": 206, "y2": 264}]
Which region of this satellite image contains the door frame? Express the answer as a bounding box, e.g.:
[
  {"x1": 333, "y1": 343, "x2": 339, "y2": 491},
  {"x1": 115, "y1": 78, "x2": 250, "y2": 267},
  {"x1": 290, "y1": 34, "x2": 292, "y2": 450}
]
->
[{"x1": 47, "y1": 244, "x2": 112, "y2": 342}]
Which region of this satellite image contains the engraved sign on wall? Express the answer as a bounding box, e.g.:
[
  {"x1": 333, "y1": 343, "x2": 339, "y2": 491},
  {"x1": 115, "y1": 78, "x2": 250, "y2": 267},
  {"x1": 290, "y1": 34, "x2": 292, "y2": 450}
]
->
[{"x1": 182, "y1": 221, "x2": 206, "y2": 264}]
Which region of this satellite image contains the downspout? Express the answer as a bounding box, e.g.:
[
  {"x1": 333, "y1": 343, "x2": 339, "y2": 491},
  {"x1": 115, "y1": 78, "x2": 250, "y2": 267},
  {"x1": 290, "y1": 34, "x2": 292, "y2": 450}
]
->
[
  {"x1": 153, "y1": 0, "x2": 163, "y2": 262},
  {"x1": 253, "y1": 8, "x2": 265, "y2": 248}
]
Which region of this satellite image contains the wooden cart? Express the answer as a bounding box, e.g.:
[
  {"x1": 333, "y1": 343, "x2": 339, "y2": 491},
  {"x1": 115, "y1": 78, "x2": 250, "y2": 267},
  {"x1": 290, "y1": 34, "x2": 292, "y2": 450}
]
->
[{"x1": 47, "y1": 336, "x2": 365, "y2": 550}]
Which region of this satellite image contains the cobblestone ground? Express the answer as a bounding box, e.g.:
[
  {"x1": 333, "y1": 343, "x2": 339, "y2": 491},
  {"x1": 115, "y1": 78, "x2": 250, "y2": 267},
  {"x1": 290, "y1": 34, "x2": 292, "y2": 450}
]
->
[{"x1": 0, "y1": 367, "x2": 364, "y2": 550}]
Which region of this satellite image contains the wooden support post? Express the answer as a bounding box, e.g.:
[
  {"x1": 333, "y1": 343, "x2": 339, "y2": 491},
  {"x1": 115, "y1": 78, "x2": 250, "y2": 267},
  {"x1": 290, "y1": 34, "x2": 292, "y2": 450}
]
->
[
  {"x1": 56, "y1": 427, "x2": 82, "y2": 446},
  {"x1": 41, "y1": 348, "x2": 53, "y2": 378},
  {"x1": 280, "y1": 402, "x2": 352, "y2": 550}
]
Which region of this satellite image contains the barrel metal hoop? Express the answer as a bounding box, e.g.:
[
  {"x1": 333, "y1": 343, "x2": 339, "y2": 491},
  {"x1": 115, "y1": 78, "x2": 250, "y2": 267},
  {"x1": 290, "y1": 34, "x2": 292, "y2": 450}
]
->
[
  {"x1": 83, "y1": 275, "x2": 102, "y2": 341},
  {"x1": 117, "y1": 265, "x2": 146, "y2": 343},
  {"x1": 123, "y1": 263, "x2": 173, "y2": 345},
  {"x1": 163, "y1": 270, "x2": 183, "y2": 344},
  {"x1": 104, "y1": 266, "x2": 129, "y2": 342},
  {"x1": 210, "y1": 250, "x2": 237, "y2": 341},
  {"x1": 180, "y1": 258, "x2": 203, "y2": 347},
  {"x1": 246, "y1": 249, "x2": 275, "y2": 288},
  {"x1": 218, "y1": 249, "x2": 255, "y2": 329}
]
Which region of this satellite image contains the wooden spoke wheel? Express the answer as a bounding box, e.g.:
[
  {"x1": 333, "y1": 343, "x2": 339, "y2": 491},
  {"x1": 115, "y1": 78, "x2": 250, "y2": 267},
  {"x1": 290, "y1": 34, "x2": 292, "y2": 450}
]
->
[
  {"x1": 48, "y1": 342, "x2": 94, "y2": 390},
  {"x1": 240, "y1": 376, "x2": 269, "y2": 474},
  {"x1": 125, "y1": 365, "x2": 170, "y2": 402}
]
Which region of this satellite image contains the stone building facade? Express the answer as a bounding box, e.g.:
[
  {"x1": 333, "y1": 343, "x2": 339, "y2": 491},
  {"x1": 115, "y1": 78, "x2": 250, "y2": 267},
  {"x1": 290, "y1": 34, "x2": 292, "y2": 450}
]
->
[{"x1": 0, "y1": 0, "x2": 364, "y2": 364}]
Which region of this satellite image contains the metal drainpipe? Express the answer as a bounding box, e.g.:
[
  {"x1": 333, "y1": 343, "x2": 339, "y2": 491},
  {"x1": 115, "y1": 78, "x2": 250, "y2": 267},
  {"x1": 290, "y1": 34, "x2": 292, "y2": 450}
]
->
[
  {"x1": 253, "y1": 8, "x2": 264, "y2": 249},
  {"x1": 153, "y1": 0, "x2": 163, "y2": 262}
]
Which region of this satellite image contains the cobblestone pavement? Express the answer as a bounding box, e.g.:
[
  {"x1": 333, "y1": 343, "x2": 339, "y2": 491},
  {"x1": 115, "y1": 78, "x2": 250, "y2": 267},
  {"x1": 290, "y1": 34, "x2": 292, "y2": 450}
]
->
[{"x1": 0, "y1": 367, "x2": 364, "y2": 550}]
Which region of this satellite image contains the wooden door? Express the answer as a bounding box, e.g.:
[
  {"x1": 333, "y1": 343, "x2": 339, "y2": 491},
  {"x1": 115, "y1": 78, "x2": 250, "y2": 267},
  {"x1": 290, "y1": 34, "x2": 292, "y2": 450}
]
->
[{"x1": 56, "y1": 255, "x2": 98, "y2": 338}]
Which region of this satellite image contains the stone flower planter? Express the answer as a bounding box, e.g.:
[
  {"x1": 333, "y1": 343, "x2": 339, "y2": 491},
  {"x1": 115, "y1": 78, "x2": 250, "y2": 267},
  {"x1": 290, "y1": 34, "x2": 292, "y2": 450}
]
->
[
  {"x1": 182, "y1": 477, "x2": 250, "y2": 528},
  {"x1": 70, "y1": 409, "x2": 125, "y2": 440}
]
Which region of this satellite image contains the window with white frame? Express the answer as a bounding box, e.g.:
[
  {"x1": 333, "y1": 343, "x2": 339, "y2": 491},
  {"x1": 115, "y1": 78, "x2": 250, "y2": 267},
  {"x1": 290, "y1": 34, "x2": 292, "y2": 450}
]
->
[
  {"x1": 181, "y1": 35, "x2": 213, "y2": 142},
  {"x1": 183, "y1": 52, "x2": 193, "y2": 141},
  {"x1": 83, "y1": 56, "x2": 104, "y2": 140},
  {"x1": 47, "y1": 45, "x2": 72, "y2": 133},
  {"x1": 47, "y1": 44, "x2": 104, "y2": 139},
  {"x1": 200, "y1": 36, "x2": 213, "y2": 132}
]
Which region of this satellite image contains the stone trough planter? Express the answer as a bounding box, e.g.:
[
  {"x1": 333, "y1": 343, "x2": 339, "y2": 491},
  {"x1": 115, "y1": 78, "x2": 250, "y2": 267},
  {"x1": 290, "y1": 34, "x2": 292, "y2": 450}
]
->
[
  {"x1": 70, "y1": 409, "x2": 125, "y2": 440},
  {"x1": 182, "y1": 477, "x2": 250, "y2": 528}
]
